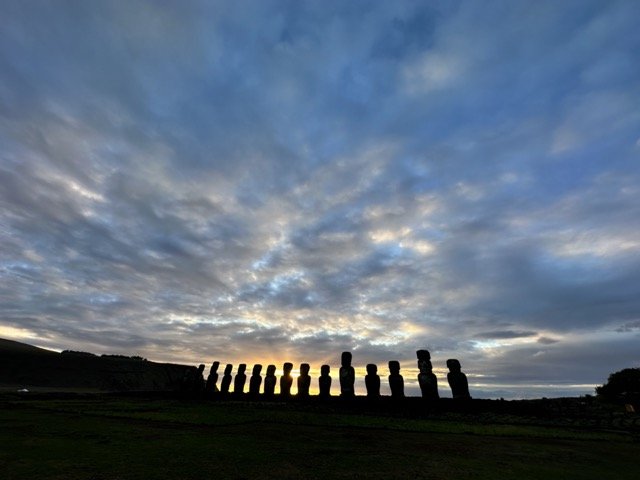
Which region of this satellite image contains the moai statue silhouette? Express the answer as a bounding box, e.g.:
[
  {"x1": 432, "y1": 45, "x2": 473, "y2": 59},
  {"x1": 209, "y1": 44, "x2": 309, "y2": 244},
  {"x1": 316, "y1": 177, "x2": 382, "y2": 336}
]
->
[
  {"x1": 220, "y1": 364, "x2": 233, "y2": 394},
  {"x1": 319, "y1": 364, "x2": 332, "y2": 398},
  {"x1": 205, "y1": 361, "x2": 220, "y2": 395},
  {"x1": 195, "y1": 364, "x2": 206, "y2": 393},
  {"x1": 388, "y1": 360, "x2": 405, "y2": 398},
  {"x1": 417, "y1": 350, "x2": 439, "y2": 401},
  {"x1": 263, "y1": 364, "x2": 277, "y2": 397},
  {"x1": 340, "y1": 352, "x2": 355, "y2": 397},
  {"x1": 249, "y1": 364, "x2": 263, "y2": 397},
  {"x1": 233, "y1": 363, "x2": 247, "y2": 395},
  {"x1": 365, "y1": 364, "x2": 381, "y2": 398},
  {"x1": 297, "y1": 363, "x2": 311, "y2": 397},
  {"x1": 446, "y1": 359, "x2": 471, "y2": 400},
  {"x1": 280, "y1": 362, "x2": 293, "y2": 397}
]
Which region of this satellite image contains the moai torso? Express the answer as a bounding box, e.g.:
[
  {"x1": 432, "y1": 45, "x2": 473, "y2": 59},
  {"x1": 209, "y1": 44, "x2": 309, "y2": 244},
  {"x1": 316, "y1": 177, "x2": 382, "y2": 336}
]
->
[
  {"x1": 263, "y1": 365, "x2": 277, "y2": 396},
  {"x1": 388, "y1": 360, "x2": 405, "y2": 398},
  {"x1": 365, "y1": 364, "x2": 380, "y2": 397},
  {"x1": 249, "y1": 364, "x2": 263, "y2": 396},
  {"x1": 340, "y1": 352, "x2": 355, "y2": 397},
  {"x1": 446, "y1": 359, "x2": 471, "y2": 400},
  {"x1": 280, "y1": 362, "x2": 293, "y2": 397},
  {"x1": 205, "y1": 361, "x2": 220, "y2": 394},
  {"x1": 297, "y1": 363, "x2": 311, "y2": 397},
  {"x1": 319, "y1": 364, "x2": 332, "y2": 398},
  {"x1": 417, "y1": 350, "x2": 439, "y2": 400},
  {"x1": 220, "y1": 364, "x2": 233, "y2": 394},
  {"x1": 234, "y1": 364, "x2": 247, "y2": 395}
]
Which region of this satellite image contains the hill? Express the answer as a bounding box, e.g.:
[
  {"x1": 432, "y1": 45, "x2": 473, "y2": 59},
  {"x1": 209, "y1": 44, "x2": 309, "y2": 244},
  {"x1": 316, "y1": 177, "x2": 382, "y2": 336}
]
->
[
  {"x1": 0, "y1": 338, "x2": 58, "y2": 355},
  {"x1": 0, "y1": 338, "x2": 194, "y2": 392}
]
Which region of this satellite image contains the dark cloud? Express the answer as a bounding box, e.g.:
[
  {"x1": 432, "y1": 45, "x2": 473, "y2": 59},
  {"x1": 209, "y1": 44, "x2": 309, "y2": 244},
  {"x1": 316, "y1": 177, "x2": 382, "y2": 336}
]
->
[
  {"x1": 474, "y1": 330, "x2": 538, "y2": 340},
  {"x1": 616, "y1": 321, "x2": 640, "y2": 333},
  {"x1": 1, "y1": 0, "x2": 639, "y2": 398}
]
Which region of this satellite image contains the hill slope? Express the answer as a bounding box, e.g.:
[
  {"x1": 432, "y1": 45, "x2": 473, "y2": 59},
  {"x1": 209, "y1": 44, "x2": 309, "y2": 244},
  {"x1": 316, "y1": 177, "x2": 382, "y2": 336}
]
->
[
  {"x1": 0, "y1": 338, "x2": 194, "y2": 392},
  {"x1": 0, "y1": 338, "x2": 58, "y2": 355}
]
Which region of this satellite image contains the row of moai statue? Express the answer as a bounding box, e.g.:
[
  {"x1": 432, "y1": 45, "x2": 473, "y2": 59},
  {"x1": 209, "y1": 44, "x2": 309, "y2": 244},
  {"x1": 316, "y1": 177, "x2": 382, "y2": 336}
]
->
[{"x1": 188, "y1": 350, "x2": 471, "y2": 400}]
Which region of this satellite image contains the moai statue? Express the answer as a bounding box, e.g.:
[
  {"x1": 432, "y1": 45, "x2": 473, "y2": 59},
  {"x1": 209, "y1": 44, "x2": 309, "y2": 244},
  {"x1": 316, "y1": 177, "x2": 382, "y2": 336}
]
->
[
  {"x1": 417, "y1": 350, "x2": 439, "y2": 401},
  {"x1": 280, "y1": 362, "x2": 293, "y2": 398},
  {"x1": 319, "y1": 364, "x2": 332, "y2": 398},
  {"x1": 340, "y1": 352, "x2": 355, "y2": 397},
  {"x1": 446, "y1": 359, "x2": 471, "y2": 400},
  {"x1": 233, "y1": 363, "x2": 247, "y2": 396},
  {"x1": 220, "y1": 364, "x2": 233, "y2": 394},
  {"x1": 205, "y1": 361, "x2": 220, "y2": 395},
  {"x1": 388, "y1": 360, "x2": 405, "y2": 398},
  {"x1": 365, "y1": 364, "x2": 381, "y2": 398},
  {"x1": 263, "y1": 364, "x2": 277, "y2": 397},
  {"x1": 249, "y1": 364, "x2": 263, "y2": 397},
  {"x1": 195, "y1": 364, "x2": 206, "y2": 393},
  {"x1": 297, "y1": 363, "x2": 311, "y2": 397}
]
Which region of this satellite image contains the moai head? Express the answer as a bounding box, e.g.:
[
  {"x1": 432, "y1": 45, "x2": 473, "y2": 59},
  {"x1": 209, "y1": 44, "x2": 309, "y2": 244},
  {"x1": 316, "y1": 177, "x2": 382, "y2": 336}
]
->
[
  {"x1": 252, "y1": 364, "x2": 262, "y2": 376},
  {"x1": 416, "y1": 350, "x2": 431, "y2": 361},
  {"x1": 266, "y1": 364, "x2": 276, "y2": 376},
  {"x1": 283, "y1": 362, "x2": 293, "y2": 375},
  {"x1": 447, "y1": 359, "x2": 461, "y2": 373},
  {"x1": 210, "y1": 361, "x2": 220, "y2": 373},
  {"x1": 321, "y1": 364, "x2": 330, "y2": 376},
  {"x1": 197, "y1": 364, "x2": 205, "y2": 374},
  {"x1": 237, "y1": 363, "x2": 246, "y2": 374},
  {"x1": 341, "y1": 351, "x2": 352, "y2": 367},
  {"x1": 388, "y1": 360, "x2": 401, "y2": 375},
  {"x1": 224, "y1": 364, "x2": 233, "y2": 375},
  {"x1": 366, "y1": 364, "x2": 378, "y2": 375},
  {"x1": 300, "y1": 363, "x2": 310, "y2": 375}
]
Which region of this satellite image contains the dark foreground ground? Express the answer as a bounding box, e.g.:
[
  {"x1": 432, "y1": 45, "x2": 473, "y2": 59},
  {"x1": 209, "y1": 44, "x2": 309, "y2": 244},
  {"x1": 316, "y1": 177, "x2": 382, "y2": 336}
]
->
[{"x1": 1, "y1": 393, "x2": 638, "y2": 480}]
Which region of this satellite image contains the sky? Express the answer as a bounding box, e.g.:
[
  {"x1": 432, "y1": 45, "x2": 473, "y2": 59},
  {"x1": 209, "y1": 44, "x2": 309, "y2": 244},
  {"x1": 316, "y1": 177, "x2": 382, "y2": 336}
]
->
[{"x1": 1, "y1": 0, "x2": 639, "y2": 399}]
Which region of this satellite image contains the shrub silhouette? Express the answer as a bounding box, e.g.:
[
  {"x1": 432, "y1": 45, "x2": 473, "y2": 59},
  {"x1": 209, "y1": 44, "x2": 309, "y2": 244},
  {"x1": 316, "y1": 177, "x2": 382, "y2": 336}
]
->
[{"x1": 596, "y1": 368, "x2": 640, "y2": 402}]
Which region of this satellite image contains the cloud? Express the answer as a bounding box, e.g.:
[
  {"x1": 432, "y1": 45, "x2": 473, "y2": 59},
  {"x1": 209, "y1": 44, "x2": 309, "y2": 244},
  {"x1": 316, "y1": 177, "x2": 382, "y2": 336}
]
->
[
  {"x1": 474, "y1": 330, "x2": 538, "y2": 340},
  {"x1": 1, "y1": 0, "x2": 639, "y2": 398}
]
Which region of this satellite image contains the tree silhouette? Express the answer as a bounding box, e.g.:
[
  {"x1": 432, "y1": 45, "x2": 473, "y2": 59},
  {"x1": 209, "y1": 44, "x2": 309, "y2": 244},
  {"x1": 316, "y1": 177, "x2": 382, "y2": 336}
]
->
[{"x1": 596, "y1": 368, "x2": 640, "y2": 402}]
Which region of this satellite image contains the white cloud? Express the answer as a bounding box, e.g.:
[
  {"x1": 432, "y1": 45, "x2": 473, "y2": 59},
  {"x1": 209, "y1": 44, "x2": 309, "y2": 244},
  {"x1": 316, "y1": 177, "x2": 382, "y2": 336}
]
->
[{"x1": 1, "y1": 0, "x2": 639, "y2": 398}]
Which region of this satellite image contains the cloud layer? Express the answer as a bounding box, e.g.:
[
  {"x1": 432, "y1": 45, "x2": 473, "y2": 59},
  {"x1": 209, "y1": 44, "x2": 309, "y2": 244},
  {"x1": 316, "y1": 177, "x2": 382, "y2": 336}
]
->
[{"x1": 1, "y1": 0, "x2": 639, "y2": 397}]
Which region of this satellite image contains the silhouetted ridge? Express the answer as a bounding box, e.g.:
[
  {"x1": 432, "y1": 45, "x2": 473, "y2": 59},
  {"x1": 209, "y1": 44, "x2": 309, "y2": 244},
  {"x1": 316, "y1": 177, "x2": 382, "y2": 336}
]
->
[{"x1": 0, "y1": 338, "x2": 192, "y2": 392}]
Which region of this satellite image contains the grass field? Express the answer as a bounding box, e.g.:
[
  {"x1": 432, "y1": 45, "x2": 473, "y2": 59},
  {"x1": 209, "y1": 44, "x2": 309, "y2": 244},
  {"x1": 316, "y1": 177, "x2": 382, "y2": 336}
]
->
[{"x1": 1, "y1": 394, "x2": 638, "y2": 479}]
